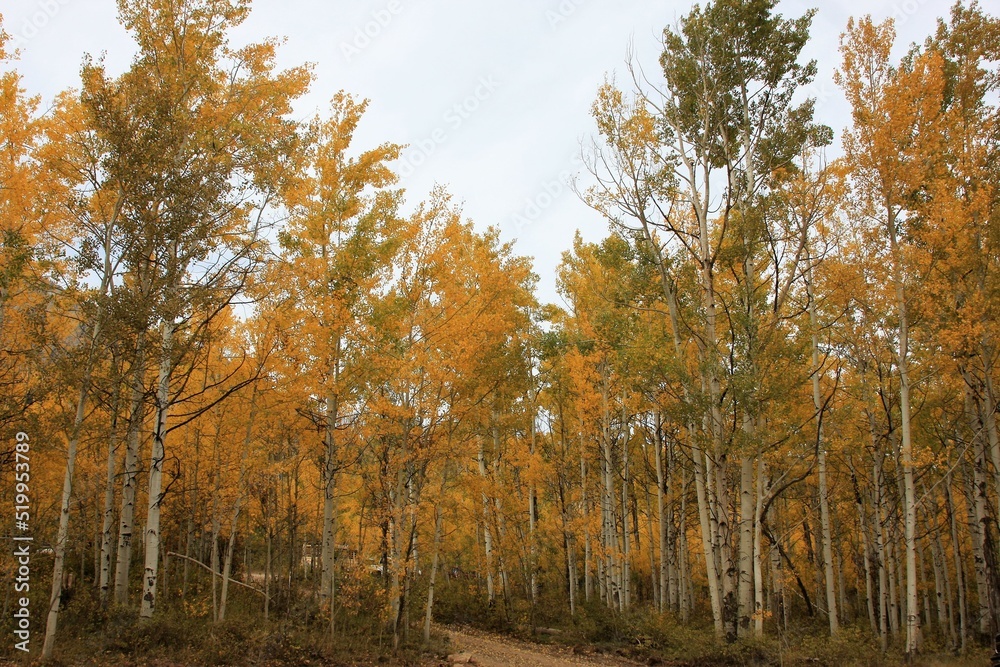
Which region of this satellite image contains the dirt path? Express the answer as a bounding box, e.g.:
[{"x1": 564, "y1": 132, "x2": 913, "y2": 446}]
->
[{"x1": 442, "y1": 626, "x2": 647, "y2": 667}]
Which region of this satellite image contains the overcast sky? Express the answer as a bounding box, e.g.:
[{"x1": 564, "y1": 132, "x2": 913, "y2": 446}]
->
[{"x1": 4, "y1": 0, "x2": 944, "y2": 305}]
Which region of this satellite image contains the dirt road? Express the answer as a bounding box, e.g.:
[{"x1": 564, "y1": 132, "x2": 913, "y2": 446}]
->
[{"x1": 442, "y1": 627, "x2": 650, "y2": 667}]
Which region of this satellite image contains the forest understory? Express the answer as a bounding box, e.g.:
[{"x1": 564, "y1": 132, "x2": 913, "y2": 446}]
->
[{"x1": 2, "y1": 0, "x2": 1000, "y2": 665}]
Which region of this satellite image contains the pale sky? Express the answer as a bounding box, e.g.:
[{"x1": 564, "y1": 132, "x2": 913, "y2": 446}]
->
[{"x1": 4, "y1": 0, "x2": 944, "y2": 305}]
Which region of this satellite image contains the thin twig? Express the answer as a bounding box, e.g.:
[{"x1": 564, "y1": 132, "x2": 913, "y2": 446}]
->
[{"x1": 166, "y1": 552, "x2": 269, "y2": 600}]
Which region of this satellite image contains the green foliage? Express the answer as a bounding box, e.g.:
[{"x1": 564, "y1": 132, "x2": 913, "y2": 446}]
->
[{"x1": 659, "y1": 0, "x2": 824, "y2": 175}]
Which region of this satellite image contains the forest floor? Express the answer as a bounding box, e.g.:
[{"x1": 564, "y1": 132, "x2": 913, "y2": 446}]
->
[
  {"x1": 0, "y1": 620, "x2": 993, "y2": 667},
  {"x1": 431, "y1": 624, "x2": 994, "y2": 667},
  {"x1": 438, "y1": 626, "x2": 651, "y2": 666}
]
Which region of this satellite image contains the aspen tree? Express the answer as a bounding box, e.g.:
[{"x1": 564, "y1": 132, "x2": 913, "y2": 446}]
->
[{"x1": 837, "y1": 17, "x2": 953, "y2": 653}]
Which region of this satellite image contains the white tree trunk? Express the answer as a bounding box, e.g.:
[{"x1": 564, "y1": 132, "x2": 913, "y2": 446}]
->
[
  {"x1": 694, "y1": 444, "x2": 724, "y2": 636},
  {"x1": 818, "y1": 451, "x2": 839, "y2": 635},
  {"x1": 479, "y1": 435, "x2": 496, "y2": 603},
  {"x1": 423, "y1": 502, "x2": 443, "y2": 643},
  {"x1": 389, "y1": 448, "x2": 409, "y2": 647},
  {"x1": 752, "y1": 461, "x2": 765, "y2": 637},
  {"x1": 320, "y1": 392, "x2": 337, "y2": 610},
  {"x1": 874, "y1": 451, "x2": 889, "y2": 650},
  {"x1": 211, "y1": 427, "x2": 222, "y2": 622},
  {"x1": 528, "y1": 380, "x2": 539, "y2": 605},
  {"x1": 600, "y1": 365, "x2": 617, "y2": 609},
  {"x1": 264, "y1": 524, "x2": 271, "y2": 620},
  {"x1": 679, "y1": 470, "x2": 691, "y2": 621},
  {"x1": 945, "y1": 474, "x2": 968, "y2": 651},
  {"x1": 581, "y1": 446, "x2": 592, "y2": 602},
  {"x1": 42, "y1": 380, "x2": 90, "y2": 658},
  {"x1": 99, "y1": 381, "x2": 122, "y2": 603},
  {"x1": 967, "y1": 425, "x2": 992, "y2": 636},
  {"x1": 114, "y1": 335, "x2": 147, "y2": 605},
  {"x1": 851, "y1": 462, "x2": 877, "y2": 633},
  {"x1": 807, "y1": 258, "x2": 839, "y2": 636},
  {"x1": 737, "y1": 452, "x2": 754, "y2": 635},
  {"x1": 621, "y1": 423, "x2": 630, "y2": 611},
  {"x1": 653, "y1": 418, "x2": 668, "y2": 613},
  {"x1": 218, "y1": 520, "x2": 239, "y2": 621},
  {"x1": 218, "y1": 395, "x2": 255, "y2": 622},
  {"x1": 140, "y1": 319, "x2": 174, "y2": 618},
  {"x1": 886, "y1": 208, "x2": 918, "y2": 654},
  {"x1": 982, "y1": 354, "x2": 1000, "y2": 523}
]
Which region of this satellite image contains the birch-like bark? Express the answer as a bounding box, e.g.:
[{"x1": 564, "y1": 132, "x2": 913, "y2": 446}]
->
[
  {"x1": 218, "y1": 519, "x2": 239, "y2": 622},
  {"x1": 210, "y1": 423, "x2": 222, "y2": 622},
  {"x1": 653, "y1": 415, "x2": 668, "y2": 613},
  {"x1": 181, "y1": 431, "x2": 200, "y2": 600},
  {"x1": 918, "y1": 540, "x2": 931, "y2": 635},
  {"x1": 818, "y1": 449, "x2": 838, "y2": 634},
  {"x1": 632, "y1": 223, "x2": 694, "y2": 619},
  {"x1": 694, "y1": 443, "x2": 724, "y2": 636},
  {"x1": 320, "y1": 390, "x2": 338, "y2": 610},
  {"x1": 717, "y1": 453, "x2": 737, "y2": 641},
  {"x1": 946, "y1": 473, "x2": 968, "y2": 651},
  {"x1": 807, "y1": 258, "x2": 838, "y2": 635},
  {"x1": 981, "y1": 354, "x2": 1000, "y2": 523},
  {"x1": 679, "y1": 470, "x2": 691, "y2": 622},
  {"x1": 423, "y1": 501, "x2": 443, "y2": 642},
  {"x1": 44, "y1": 195, "x2": 124, "y2": 658},
  {"x1": 42, "y1": 379, "x2": 91, "y2": 658},
  {"x1": 218, "y1": 394, "x2": 255, "y2": 622},
  {"x1": 264, "y1": 523, "x2": 271, "y2": 620},
  {"x1": 874, "y1": 451, "x2": 889, "y2": 651},
  {"x1": 494, "y1": 494, "x2": 511, "y2": 606},
  {"x1": 737, "y1": 452, "x2": 754, "y2": 634},
  {"x1": 667, "y1": 453, "x2": 679, "y2": 613},
  {"x1": 99, "y1": 377, "x2": 123, "y2": 603},
  {"x1": 140, "y1": 319, "x2": 174, "y2": 618},
  {"x1": 390, "y1": 428, "x2": 417, "y2": 648},
  {"x1": 885, "y1": 202, "x2": 919, "y2": 654},
  {"x1": 645, "y1": 483, "x2": 659, "y2": 609},
  {"x1": 555, "y1": 407, "x2": 577, "y2": 616},
  {"x1": 563, "y1": 431, "x2": 579, "y2": 615},
  {"x1": 770, "y1": 526, "x2": 784, "y2": 633},
  {"x1": 752, "y1": 460, "x2": 765, "y2": 636},
  {"x1": 528, "y1": 378, "x2": 539, "y2": 605},
  {"x1": 479, "y1": 435, "x2": 496, "y2": 603},
  {"x1": 929, "y1": 508, "x2": 953, "y2": 644},
  {"x1": 675, "y1": 111, "x2": 732, "y2": 637},
  {"x1": 581, "y1": 445, "x2": 592, "y2": 602},
  {"x1": 114, "y1": 333, "x2": 148, "y2": 605},
  {"x1": 851, "y1": 464, "x2": 876, "y2": 634},
  {"x1": 961, "y1": 381, "x2": 993, "y2": 638},
  {"x1": 967, "y1": 428, "x2": 993, "y2": 636},
  {"x1": 887, "y1": 518, "x2": 901, "y2": 636},
  {"x1": 600, "y1": 363, "x2": 618, "y2": 609},
  {"x1": 620, "y1": 418, "x2": 630, "y2": 611}
]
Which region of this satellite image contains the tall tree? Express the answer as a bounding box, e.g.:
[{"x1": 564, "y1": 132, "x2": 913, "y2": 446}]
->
[
  {"x1": 588, "y1": 0, "x2": 826, "y2": 639},
  {"x1": 836, "y1": 15, "x2": 949, "y2": 654},
  {"x1": 270, "y1": 90, "x2": 401, "y2": 627}
]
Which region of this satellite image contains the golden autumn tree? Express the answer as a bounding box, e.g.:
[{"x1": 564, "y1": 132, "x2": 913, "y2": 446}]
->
[
  {"x1": 37, "y1": 0, "x2": 311, "y2": 654},
  {"x1": 366, "y1": 191, "x2": 536, "y2": 645},
  {"x1": 836, "y1": 15, "x2": 953, "y2": 653},
  {"x1": 0, "y1": 17, "x2": 49, "y2": 430},
  {"x1": 9, "y1": 0, "x2": 1000, "y2": 664},
  {"x1": 585, "y1": 0, "x2": 835, "y2": 639},
  {"x1": 266, "y1": 90, "x2": 402, "y2": 627}
]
